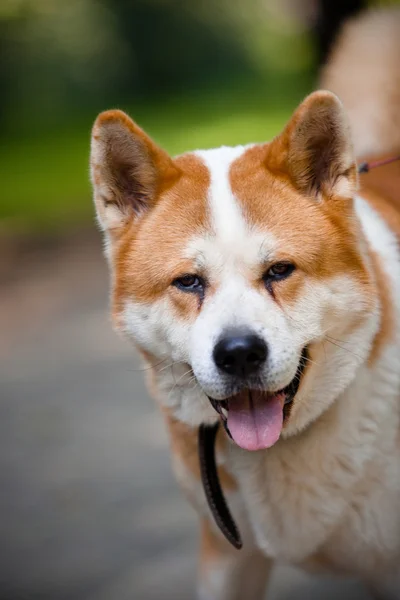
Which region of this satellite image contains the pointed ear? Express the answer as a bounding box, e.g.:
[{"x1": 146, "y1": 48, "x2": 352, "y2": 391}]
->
[
  {"x1": 269, "y1": 91, "x2": 357, "y2": 199},
  {"x1": 90, "y1": 110, "x2": 180, "y2": 232}
]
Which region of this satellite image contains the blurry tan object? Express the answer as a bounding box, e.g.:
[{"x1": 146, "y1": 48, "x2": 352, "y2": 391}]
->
[{"x1": 321, "y1": 7, "x2": 400, "y2": 157}]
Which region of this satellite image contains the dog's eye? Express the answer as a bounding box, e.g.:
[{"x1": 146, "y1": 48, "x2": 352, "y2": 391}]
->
[
  {"x1": 264, "y1": 262, "x2": 295, "y2": 281},
  {"x1": 173, "y1": 274, "x2": 204, "y2": 293}
]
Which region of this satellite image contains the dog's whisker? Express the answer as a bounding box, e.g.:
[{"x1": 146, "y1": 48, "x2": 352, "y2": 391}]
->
[
  {"x1": 155, "y1": 361, "x2": 182, "y2": 375},
  {"x1": 324, "y1": 336, "x2": 364, "y2": 361},
  {"x1": 126, "y1": 357, "x2": 171, "y2": 373},
  {"x1": 166, "y1": 367, "x2": 198, "y2": 401},
  {"x1": 303, "y1": 355, "x2": 320, "y2": 367}
]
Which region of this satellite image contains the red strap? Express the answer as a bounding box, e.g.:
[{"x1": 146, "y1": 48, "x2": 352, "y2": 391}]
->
[{"x1": 358, "y1": 155, "x2": 400, "y2": 174}]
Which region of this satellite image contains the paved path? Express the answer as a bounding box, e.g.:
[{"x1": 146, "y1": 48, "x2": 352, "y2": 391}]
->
[{"x1": 0, "y1": 229, "x2": 372, "y2": 599}]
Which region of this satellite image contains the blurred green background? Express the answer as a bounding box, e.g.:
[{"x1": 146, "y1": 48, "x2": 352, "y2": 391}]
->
[
  {"x1": 0, "y1": 0, "x2": 395, "y2": 233},
  {"x1": 0, "y1": 0, "x2": 317, "y2": 232}
]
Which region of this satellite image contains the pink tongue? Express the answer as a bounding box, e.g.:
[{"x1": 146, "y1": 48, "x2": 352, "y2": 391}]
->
[{"x1": 227, "y1": 392, "x2": 285, "y2": 451}]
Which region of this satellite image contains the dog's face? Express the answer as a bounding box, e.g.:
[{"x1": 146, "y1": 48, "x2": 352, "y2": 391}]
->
[{"x1": 90, "y1": 92, "x2": 378, "y2": 451}]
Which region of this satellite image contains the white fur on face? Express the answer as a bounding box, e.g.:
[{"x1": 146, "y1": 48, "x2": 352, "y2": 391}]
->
[
  {"x1": 188, "y1": 147, "x2": 305, "y2": 400},
  {"x1": 117, "y1": 147, "x2": 378, "y2": 432}
]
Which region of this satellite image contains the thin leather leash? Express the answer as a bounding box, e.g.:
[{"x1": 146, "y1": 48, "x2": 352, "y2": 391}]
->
[
  {"x1": 198, "y1": 423, "x2": 242, "y2": 549},
  {"x1": 198, "y1": 154, "x2": 400, "y2": 551},
  {"x1": 357, "y1": 155, "x2": 400, "y2": 173}
]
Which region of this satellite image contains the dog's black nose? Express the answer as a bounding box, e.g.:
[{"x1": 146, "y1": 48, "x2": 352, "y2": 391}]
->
[{"x1": 213, "y1": 331, "x2": 268, "y2": 378}]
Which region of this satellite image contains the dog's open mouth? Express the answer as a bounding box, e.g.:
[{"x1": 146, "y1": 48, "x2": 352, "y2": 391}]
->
[{"x1": 208, "y1": 348, "x2": 308, "y2": 452}]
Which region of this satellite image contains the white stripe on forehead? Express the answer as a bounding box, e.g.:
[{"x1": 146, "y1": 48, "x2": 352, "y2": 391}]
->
[
  {"x1": 195, "y1": 146, "x2": 249, "y2": 241},
  {"x1": 187, "y1": 145, "x2": 278, "y2": 271}
]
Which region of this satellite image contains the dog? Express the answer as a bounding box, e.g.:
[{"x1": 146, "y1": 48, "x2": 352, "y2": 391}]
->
[{"x1": 90, "y1": 7, "x2": 400, "y2": 599}]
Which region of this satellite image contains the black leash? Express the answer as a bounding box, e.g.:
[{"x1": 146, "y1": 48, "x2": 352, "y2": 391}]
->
[{"x1": 198, "y1": 423, "x2": 242, "y2": 550}]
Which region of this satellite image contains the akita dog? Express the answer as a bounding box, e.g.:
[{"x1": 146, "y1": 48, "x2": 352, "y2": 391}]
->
[{"x1": 90, "y1": 8, "x2": 400, "y2": 599}]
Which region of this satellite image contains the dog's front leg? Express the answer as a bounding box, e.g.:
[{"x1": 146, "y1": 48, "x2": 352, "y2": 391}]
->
[{"x1": 197, "y1": 518, "x2": 272, "y2": 600}]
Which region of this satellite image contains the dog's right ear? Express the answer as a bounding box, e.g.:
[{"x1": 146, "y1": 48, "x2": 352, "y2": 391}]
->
[{"x1": 90, "y1": 110, "x2": 180, "y2": 233}]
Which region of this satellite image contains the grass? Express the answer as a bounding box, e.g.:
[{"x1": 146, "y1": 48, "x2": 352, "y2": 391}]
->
[{"x1": 0, "y1": 73, "x2": 312, "y2": 232}]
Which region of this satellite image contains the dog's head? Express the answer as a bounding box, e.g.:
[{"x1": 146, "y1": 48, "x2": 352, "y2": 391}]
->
[{"x1": 90, "y1": 91, "x2": 378, "y2": 451}]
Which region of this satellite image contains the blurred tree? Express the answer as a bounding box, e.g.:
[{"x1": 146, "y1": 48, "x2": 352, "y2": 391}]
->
[
  {"x1": 103, "y1": 0, "x2": 253, "y2": 96},
  {"x1": 0, "y1": 0, "x2": 397, "y2": 136},
  {"x1": 0, "y1": 0, "x2": 254, "y2": 134},
  {"x1": 0, "y1": 0, "x2": 130, "y2": 132}
]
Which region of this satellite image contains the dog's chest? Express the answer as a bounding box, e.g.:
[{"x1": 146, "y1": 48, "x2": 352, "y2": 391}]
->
[
  {"x1": 227, "y1": 402, "x2": 400, "y2": 567},
  {"x1": 229, "y1": 441, "x2": 349, "y2": 563}
]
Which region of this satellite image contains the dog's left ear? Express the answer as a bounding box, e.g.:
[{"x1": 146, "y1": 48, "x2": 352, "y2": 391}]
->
[{"x1": 268, "y1": 91, "x2": 357, "y2": 199}]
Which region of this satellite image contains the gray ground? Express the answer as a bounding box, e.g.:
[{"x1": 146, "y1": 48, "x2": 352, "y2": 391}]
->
[{"x1": 0, "y1": 229, "x2": 372, "y2": 599}]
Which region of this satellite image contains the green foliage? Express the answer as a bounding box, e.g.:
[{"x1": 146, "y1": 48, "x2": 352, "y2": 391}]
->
[
  {"x1": 0, "y1": 74, "x2": 311, "y2": 231},
  {"x1": 0, "y1": 0, "x2": 314, "y2": 231}
]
